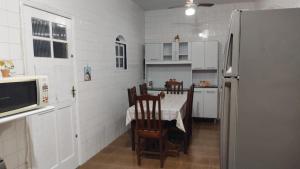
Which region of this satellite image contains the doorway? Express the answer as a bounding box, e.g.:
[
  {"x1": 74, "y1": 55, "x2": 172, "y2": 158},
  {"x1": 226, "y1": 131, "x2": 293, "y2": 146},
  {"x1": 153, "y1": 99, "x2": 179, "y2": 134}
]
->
[{"x1": 22, "y1": 4, "x2": 79, "y2": 169}]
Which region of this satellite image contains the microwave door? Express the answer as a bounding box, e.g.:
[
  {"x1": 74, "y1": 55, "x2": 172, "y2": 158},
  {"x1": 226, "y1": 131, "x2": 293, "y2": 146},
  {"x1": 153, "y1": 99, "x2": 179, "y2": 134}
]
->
[
  {"x1": 224, "y1": 10, "x2": 241, "y2": 78},
  {"x1": 220, "y1": 78, "x2": 238, "y2": 169}
]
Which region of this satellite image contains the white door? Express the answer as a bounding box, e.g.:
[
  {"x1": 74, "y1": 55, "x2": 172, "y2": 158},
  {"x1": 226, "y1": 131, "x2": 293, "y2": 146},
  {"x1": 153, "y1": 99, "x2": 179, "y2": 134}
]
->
[
  {"x1": 191, "y1": 42, "x2": 205, "y2": 69},
  {"x1": 23, "y1": 6, "x2": 78, "y2": 169},
  {"x1": 205, "y1": 41, "x2": 218, "y2": 69}
]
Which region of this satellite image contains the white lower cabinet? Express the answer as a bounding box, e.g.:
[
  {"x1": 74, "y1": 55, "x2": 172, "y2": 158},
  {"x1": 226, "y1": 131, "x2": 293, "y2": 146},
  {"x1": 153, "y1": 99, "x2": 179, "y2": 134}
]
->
[
  {"x1": 193, "y1": 89, "x2": 204, "y2": 117},
  {"x1": 193, "y1": 88, "x2": 218, "y2": 118}
]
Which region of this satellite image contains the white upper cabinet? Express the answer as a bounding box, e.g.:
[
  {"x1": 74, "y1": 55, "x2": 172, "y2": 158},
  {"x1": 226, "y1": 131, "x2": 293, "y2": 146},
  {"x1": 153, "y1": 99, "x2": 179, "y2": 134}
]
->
[
  {"x1": 145, "y1": 43, "x2": 162, "y2": 61},
  {"x1": 191, "y1": 41, "x2": 219, "y2": 70},
  {"x1": 145, "y1": 42, "x2": 191, "y2": 63},
  {"x1": 176, "y1": 42, "x2": 191, "y2": 61},
  {"x1": 162, "y1": 43, "x2": 174, "y2": 61},
  {"x1": 205, "y1": 41, "x2": 219, "y2": 69},
  {"x1": 192, "y1": 42, "x2": 205, "y2": 69}
]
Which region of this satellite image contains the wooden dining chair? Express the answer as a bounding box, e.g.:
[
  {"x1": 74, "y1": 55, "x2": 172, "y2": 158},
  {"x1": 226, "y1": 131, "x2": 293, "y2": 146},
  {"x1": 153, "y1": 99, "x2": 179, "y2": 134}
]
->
[
  {"x1": 183, "y1": 84, "x2": 195, "y2": 153},
  {"x1": 139, "y1": 83, "x2": 148, "y2": 95},
  {"x1": 134, "y1": 94, "x2": 167, "y2": 168},
  {"x1": 128, "y1": 86, "x2": 137, "y2": 107},
  {"x1": 189, "y1": 84, "x2": 195, "y2": 137},
  {"x1": 127, "y1": 86, "x2": 137, "y2": 151},
  {"x1": 165, "y1": 80, "x2": 183, "y2": 94}
]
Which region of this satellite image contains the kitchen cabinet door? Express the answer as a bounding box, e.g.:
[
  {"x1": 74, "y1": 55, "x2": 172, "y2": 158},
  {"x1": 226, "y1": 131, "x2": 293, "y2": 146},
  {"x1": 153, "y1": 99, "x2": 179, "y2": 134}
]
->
[
  {"x1": 192, "y1": 42, "x2": 205, "y2": 69},
  {"x1": 205, "y1": 41, "x2": 218, "y2": 69},
  {"x1": 145, "y1": 43, "x2": 162, "y2": 61},
  {"x1": 193, "y1": 89, "x2": 204, "y2": 117},
  {"x1": 203, "y1": 89, "x2": 218, "y2": 118},
  {"x1": 28, "y1": 110, "x2": 60, "y2": 169}
]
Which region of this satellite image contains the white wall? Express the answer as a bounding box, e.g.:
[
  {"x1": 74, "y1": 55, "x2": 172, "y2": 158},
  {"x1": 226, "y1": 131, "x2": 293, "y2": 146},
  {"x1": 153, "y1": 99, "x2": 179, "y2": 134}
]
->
[
  {"x1": 145, "y1": 2, "x2": 255, "y2": 83},
  {"x1": 0, "y1": 0, "x2": 144, "y2": 168},
  {"x1": 0, "y1": 1, "x2": 28, "y2": 168},
  {"x1": 255, "y1": 0, "x2": 300, "y2": 9}
]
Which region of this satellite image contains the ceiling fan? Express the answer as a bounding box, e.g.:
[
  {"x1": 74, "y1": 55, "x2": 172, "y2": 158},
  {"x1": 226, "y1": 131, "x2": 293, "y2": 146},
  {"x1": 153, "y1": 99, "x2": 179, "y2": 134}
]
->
[{"x1": 168, "y1": 0, "x2": 215, "y2": 16}]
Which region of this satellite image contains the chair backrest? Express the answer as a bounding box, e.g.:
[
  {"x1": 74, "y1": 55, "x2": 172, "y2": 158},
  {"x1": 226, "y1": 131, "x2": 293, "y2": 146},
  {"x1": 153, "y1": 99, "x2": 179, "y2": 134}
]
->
[
  {"x1": 165, "y1": 80, "x2": 184, "y2": 94},
  {"x1": 127, "y1": 86, "x2": 137, "y2": 107},
  {"x1": 134, "y1": 94, "x2": 162, "y2": 132},
  {"x1": 139, "y1": 83, "x2": 148, "y2": 95},
  {"x1": 186, "y1": 84, "x2": 195, "y2": 116}
]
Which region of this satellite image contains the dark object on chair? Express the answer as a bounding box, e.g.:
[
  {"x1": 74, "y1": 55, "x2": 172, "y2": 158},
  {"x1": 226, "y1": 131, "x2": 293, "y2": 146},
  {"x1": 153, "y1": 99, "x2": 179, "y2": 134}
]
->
[
  {"x1": 165, "y1": 80, "x2": 183, "y2": 94},
  {"x1": 127, "y1": 86, "x2": 137, "y2": 151},
  {"x1": 139, "y1": 83, "x2": 148, "y2": 95},
  {"x1": 134, "y1": 94, "x2": 167, "y2": 168}
]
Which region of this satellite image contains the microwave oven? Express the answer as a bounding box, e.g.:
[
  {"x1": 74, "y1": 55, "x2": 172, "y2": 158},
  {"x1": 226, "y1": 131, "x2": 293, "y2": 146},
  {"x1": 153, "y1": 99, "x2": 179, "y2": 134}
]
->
[{"x1": 0, "y1": 76, "x2": 49, "y2": 118}]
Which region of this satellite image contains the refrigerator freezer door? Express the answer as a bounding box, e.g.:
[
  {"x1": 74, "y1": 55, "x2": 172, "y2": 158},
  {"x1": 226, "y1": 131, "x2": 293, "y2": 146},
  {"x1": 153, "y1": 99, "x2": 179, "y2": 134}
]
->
[
  {"x1": 236, "y1": 8, "x2": 300, "y2": 169},
  {"x1": 223, "y1": 10, "x2": 240, "y2": 78},
  {"x1": 220, "y1": 78, "x2": 238, "y2": 169}
]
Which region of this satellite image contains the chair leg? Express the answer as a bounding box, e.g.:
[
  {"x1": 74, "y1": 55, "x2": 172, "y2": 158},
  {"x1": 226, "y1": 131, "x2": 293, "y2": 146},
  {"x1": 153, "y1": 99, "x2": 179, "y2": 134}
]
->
[
  {"x1": 159, "y1": 138, "x2": 164, "y2": 168},
  {"x1": 184, "y1": 133, "x2": 188, "y2": 154},
  {"x1": 131, "y1": 121, "x2": 135, "y2": 151},
  {"x1": 137, "y1": 137, "x2": 141, "y2": 166}
]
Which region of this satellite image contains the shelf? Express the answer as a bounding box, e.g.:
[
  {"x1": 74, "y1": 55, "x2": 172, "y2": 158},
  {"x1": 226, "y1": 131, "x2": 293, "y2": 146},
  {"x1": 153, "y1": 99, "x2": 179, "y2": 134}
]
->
[
  {"x1": 0, "y1": 106, "x2": 55, "y2": 124},
  {"x1": 146, "y1": 61, "x2": 192, "y2": 65}
]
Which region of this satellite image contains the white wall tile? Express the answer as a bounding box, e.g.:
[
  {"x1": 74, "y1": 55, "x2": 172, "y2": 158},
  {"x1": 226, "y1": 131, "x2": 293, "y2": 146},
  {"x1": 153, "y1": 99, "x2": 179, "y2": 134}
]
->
[
  {"x1": 7, "y1": 11, "x2": 20, "y2": 28},
  {"x1": 0, "y1": 26, "x2": 9, "y2": 43},
  {"x1": 4, "y1": 0, "x2": 19, "y2": 12},
  {"x1": 8, "y1": 28, "x2": 20, "y2": 44},
  {"x1": 0, "y1": 43, "x2": 9, "y2": 57},
  {"x1": 0, "y1": 9, "x2": 8, "y2": 26}
]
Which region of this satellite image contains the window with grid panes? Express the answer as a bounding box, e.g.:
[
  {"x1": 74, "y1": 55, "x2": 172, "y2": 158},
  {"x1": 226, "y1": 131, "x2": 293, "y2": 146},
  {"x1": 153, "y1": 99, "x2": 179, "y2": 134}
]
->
[
  {"x1": 31, "y1": 17, "x2": 68, "y2": 59},
  {"x1": 115, "y1": 36, "x2": 127, "y2": 69}
]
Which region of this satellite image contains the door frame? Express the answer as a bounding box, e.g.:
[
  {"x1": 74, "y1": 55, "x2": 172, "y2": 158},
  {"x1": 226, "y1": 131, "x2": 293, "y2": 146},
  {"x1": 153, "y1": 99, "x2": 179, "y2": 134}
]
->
[{"x1": 20, "y1": 0, "x2": 82, "y2": 165}]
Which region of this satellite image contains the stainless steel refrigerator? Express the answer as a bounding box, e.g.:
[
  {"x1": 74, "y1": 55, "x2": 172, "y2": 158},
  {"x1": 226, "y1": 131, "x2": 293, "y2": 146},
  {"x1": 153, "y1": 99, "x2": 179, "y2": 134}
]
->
[{"x1": 220, "y1": 8, "x2": 300, "y2": 169}]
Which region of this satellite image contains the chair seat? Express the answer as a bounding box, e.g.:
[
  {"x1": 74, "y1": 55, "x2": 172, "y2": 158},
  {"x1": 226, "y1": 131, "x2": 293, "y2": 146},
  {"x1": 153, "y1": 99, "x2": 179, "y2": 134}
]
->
[{"x1": 137, "y1": 129, "x2": 167, "y2": 139}]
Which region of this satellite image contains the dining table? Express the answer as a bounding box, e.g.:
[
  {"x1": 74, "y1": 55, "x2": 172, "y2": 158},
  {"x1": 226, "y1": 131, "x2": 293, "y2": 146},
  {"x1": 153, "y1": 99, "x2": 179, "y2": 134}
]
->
[{"x1": 126, "y1": 93, "x2": 188, "y2": 151}]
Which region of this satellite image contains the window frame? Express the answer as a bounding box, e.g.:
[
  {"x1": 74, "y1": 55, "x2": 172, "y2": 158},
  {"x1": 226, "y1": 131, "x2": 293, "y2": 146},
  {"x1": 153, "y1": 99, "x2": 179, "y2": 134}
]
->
[
  {"x1": 115, "y1": 41, "x2": 127, "y2": 70},
  {"x1": 31, "y1": 17, "x2": 69, "y2": 59}
]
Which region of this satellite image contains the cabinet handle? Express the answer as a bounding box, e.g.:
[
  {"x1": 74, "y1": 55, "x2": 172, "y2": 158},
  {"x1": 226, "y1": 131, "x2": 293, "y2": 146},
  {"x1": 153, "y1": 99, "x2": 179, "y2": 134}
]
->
[{"x1": 207, "y1": 91, "x2": 216, "y2": 93}]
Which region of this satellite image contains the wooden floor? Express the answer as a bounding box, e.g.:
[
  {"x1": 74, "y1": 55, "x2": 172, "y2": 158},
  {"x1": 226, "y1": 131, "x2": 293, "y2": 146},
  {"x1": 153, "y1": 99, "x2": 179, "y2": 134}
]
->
[{"x1": 79, "y1": 120, "x2": 220, "y2": 169}]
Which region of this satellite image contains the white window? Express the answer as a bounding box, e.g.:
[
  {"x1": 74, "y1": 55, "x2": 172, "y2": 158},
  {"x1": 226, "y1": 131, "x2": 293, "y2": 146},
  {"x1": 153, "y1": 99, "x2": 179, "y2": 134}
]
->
[
  {"x1": 115, "y1": 35, "x2": 127, "y2": 69},
  {"x1": 32, "y1": 17, "x2": 68, "y2": 59}
]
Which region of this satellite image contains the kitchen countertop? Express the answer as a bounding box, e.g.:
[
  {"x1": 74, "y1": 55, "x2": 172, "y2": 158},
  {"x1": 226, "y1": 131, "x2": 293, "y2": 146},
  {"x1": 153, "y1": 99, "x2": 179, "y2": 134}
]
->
[
  {"x1": 147, "y1": 87, "x2": 190, "y2": 91},
  {"x1": 148, "y1": 86, "x2": 219, "y2": 91},
  {"x1": 194, "y1": 85, "x2": 219, "y2": 89}
]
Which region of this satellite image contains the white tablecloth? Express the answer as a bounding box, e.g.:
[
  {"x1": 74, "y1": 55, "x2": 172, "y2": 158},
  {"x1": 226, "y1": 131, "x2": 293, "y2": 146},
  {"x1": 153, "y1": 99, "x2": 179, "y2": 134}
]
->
[{"x1": 126, "y1": 94, "x2": 187, "y2": 132}]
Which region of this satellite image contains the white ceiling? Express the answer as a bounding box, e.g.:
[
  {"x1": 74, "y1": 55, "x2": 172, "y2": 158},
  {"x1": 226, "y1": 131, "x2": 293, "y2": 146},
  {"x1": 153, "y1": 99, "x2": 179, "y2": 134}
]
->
[{"x1": 133, "y1": 0, "x2": 254, "y2": 10}]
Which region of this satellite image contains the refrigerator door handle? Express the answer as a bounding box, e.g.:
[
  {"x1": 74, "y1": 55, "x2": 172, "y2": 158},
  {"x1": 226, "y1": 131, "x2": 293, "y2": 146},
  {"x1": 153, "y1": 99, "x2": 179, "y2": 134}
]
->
[
  {"x1": 223, "y1": 10, "x2": 241, "y2": 78},
  {"x1": 220, "y1": 78, "x2": 238, "y2": 169}
]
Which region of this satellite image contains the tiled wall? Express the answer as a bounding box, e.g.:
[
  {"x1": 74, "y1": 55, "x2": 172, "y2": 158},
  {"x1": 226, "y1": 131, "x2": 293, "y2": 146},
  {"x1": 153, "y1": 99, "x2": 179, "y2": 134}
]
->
[
  {"x1": 255, "y1": 0, "x2": 300, "y2": 9},
  {"x1": 0, "y1": 0, "x2": 23, "y2": 76},
  {"x1": 0, "y1": 0, "x2": 28, "y2": 169},
  {"x1": 0, "y1": 0, "x2": 145, "y2": 167},
  {"x1": 145, "y1": 2, "x2": 256, "y2": 82}
]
